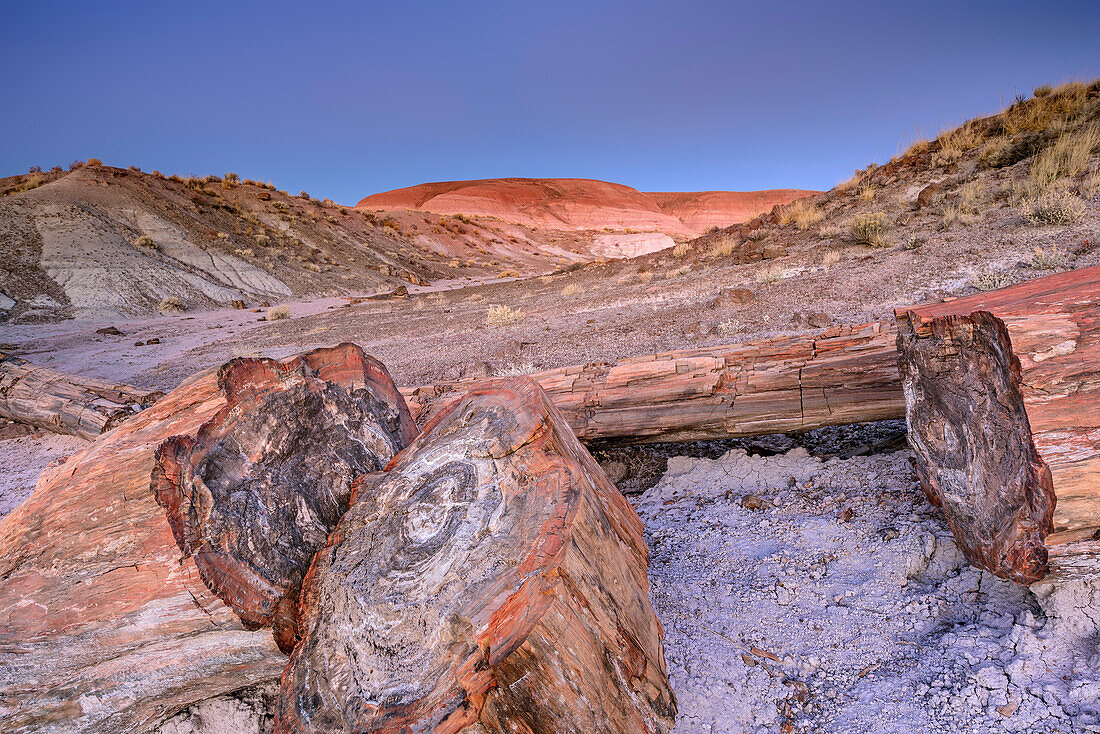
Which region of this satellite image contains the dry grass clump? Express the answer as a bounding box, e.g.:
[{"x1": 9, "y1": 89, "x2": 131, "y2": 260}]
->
[
  {"x1": 158, "y1": 297, "x2": 185, "y2": 313},
  {"x1": 85, "y1": 157, "x2": 103, "y2": 166},
  {"x1": 216, "y1": 232, "x2": 230, "y2": 241},
  {"x1": 941, "y1": 204, "x2": 977, "y2": 229},
  {"x1": 486, "y1": 304, "x2": 525, "y2": 327},
  {"x1": 715, "y1": 320, "x2": 744, "y2": 336},
  {"x1": 849, "y1": 213, "x2": 891, "y2": 247},
  {"x1": 817, "y1": 223, "x2": 843, "y2": 240},
  {"x1": 668, "y1": 264, "x2": 692, "y2": 277},
  {"x1": 777, "y1": 199, "x2": 824, "y2": 230},
  {"x1": 498, "y1": 269, "x2": 521, "y2": 278},
  {"x1": 1082, "y1": 171, "x2": 1100, "y2": 198},
  {"x1": 1030, "y1": 125, "x2": 1100, "y2": 187},
  {"x1": 974, "y1": 270, "x2": 1014, "y2": 292},
  {"x1": 1, "y1": 172, "x2": 48, "y2": 196},
  {"x1": 267, "y1": 305, "x2": 291, "y2": 320},
  {"x1": 857, "y1": 182, "x2": 877, "y2": 202},
  {"x1": 672, "y1": 242, "x2": 693, "y2": 258},
  {"x1": 821, "y1": 250, "x2": 842, "y2": 269},
  {"x1": 561, "y1": 283, "x2": 581, "y2": 297},
  {"x1": 957, "y1": 179, "x2": 984, "y2": 213},
  {"x1": 133, "y1": 234, "x2": 157, "y2": 250},
  {"x1": 708, "y1": 236, "x2": 738, "y2": 257},
  {"x1": 1024, "y1": 192, "x2": 1086, "y2": 225},
  {"x1": 755, "y1": 264, "x2": 784, "y2": 284},
  {"x1": 491, "y1": 362, "x2": 538, "y2": 377},
  {"x1": 303, "y1": 262, "x2": 322, "y2": 272},
  {"x1": 1027, "y1": 246, "x2": 1069, "y2": 270}
]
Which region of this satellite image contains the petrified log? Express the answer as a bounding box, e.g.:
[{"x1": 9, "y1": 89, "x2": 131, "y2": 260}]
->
[
  {"x1": 897, "y1": 265, "x2": 1100, "y2": 548},
  {"x1": 278, "y1": 378, "x2": 675, "y2": 734},
  {"x1": 0, "y1": 344, "x2": 416, "y2": 733},
  {"x1": 0, "y1": 353, "x2": 163, "y2": 439},
  {"x1": 403, "y1": 321, "x2": 905, "y2": 444},
  {"x1": 896, "y1": 311, "x2": 1056, "y2": 584}
]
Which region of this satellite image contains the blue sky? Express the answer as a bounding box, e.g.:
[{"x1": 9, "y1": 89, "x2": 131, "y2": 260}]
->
[{"x1": 2, "y1": 1, "x2": 1098, "y2": 204}]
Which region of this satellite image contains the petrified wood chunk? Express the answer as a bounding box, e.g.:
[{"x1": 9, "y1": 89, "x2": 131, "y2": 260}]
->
[
  {"x1": 0, "y1": 353, "x2": 163, "y2": 439},
  {"x1": 0, "y1": 344, "x2": 412, "y2": 733},
  {"x1": 153, "y1": 343, "x2": 418, "y2": 652},
  {"x1": 896, "y1": 311, "x2": 1056, "y2": 584},
  {"x1": 277, "y1": 378, "x2": 675, "y2": 734}
]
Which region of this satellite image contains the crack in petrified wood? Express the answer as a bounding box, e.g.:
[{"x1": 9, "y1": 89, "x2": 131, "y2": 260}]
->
[
  {"x1": 897, "y1": 311, "x2": 1056, "y2": 584},
  {"x1": 152, "y1": 343, "x2": 418, "y2": 652},
  {"x1": 277, "y1": 377, "x2": 675, "y2": 734}
]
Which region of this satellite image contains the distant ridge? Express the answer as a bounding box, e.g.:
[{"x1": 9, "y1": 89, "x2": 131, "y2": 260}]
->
[{"x1": 357, "y1": 177, "x2": 817, "y2": 236}]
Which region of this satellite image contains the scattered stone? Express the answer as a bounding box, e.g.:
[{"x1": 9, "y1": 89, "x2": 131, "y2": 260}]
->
[
  {"x1": 712, "y1": 287, "x2": 756, "y2": 308},
  {"x1": 916, "y1": 182, "x2": 942, "y2": 210},
  {"x1": 95, "y1": 326, "x2": 123, "y2": 336}
]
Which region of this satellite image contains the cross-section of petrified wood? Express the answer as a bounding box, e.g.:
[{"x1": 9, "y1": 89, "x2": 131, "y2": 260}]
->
[
  {"x1": 402, "y1": 321, "x2": 905, "y2": 444},
  {"x1": 0, "y1": 353, "x2": 163, "y2": 439},
  {"x1": 153, "y1": 344, "x2": 419, "y2": 652},
  {"x1": 0, "y1": 343, "x2": 415, "y2": 733},
  {"x1": 277, "y1": 378, "x2": 675, "y2": 734},
  {"x1": 896, "y1": 311, "x2": 1056, "y2": 584},
  {"x1": 897, "y1": 264, "x2": 1100, "y2": 547}
]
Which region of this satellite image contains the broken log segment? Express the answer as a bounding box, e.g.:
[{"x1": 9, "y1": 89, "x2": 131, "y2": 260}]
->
[
  {"x1": 402, "y1": 321, "x2": 906, "y2": 444},
  {"x1": 0, "y1": 344, "x2": 414, "y2": 733},
  {"x1": 896, "y1": 265, "x2": 1100, "y2": 547},
  {"x1": 0, "y1": 353, "x2": 163, "y2": 439},
  {"x1": 896, "y1": 311, "x2": 1056, "y2": 584},
  {"x1": 277, "y1": 378, "x2": 676, "y2": 734},
  {"x1": 152, "y1": 344, "x2": 418, "y2": 653}
]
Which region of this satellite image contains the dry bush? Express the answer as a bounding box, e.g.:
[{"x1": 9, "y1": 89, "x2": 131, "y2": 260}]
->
[
  {"x1": 561, "y1": 283, "x2": 581, "y2": 297},
  {"x1": 268, "y1": 305, "x2": 291, "y2": 320},
  {"x1": 637, "y1": 270, "x2": 655, "y2": 283},
  {"x1": 86, "y1": 157, "x2": 103, "y2": 166},
  {"x1": 668, "y1": 264, "x2": 692, "y2": 277},
  {"x1": 133, "y1": 234, "x2": 157, "y2": 250},
  {"x1": 216, "y1": 232, "x2": 230, "y2": 241},
  {"x1": 849, "y1": 213, "x2": 891, "y2": 247},
  {"x1": 1082, "y1": 171, "x2": 1100, "y2": 198},
  {"x1": 957, "y1": 179, "x2": 985, "y2": 213},
  {"x1": 857, "y1": 182, "x2": 877, "y2": 202},
  {"x1": 253, "y1": 233, "x2": 270, "y2": 246},
  {"x1": 1027, "y1": 246, "x2": 1069, "y2": 270},
  {"x1": 672, "y1": 242, "x2": 693, "y2": 258},
  {"x1": 303, "y1": 262, "x2": 322, "y2": 272},
  {"x1": 715, "y1": 320, "x2": 744, "y2": 336},
  {"x1": 486, "y1": 304, "x2": 524, "y2": 327},
  {"x1": 1025, "y1": 192, "x2": 1086, "y2": 225},
  {"x1": 235, "y1": 248, "x2": 255, "y2": 258},
  {"x1": 755, "y1": 264, "x2": 784, "y2": 284},
  {"x1": 821, "y1": 250, "x2": 842, "y2": 269},
  {"x1": 777, "y1": 199, "x2": 824, "y2": 230},
  {"x1": 498, "y1": 269, "x2": 521, "y2": 278},
  {"x1": 817, "y1": 223, "x2": 843, "y2": 240},
  {"x1": 158, "y1": 297, "x2": 185, "y2": 313},
  {"x1": 1034, "y1": 84, "x2": 1054, "y2": 98}
]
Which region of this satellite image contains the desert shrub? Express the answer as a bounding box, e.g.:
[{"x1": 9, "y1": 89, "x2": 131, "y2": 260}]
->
[
  {"x1": 486, "y1": 304, "x2": 524, "y2": 327},
  {"x1": 498, "y1": 269, "x2": 521, "y2": 278},
  {"x1": 159, "y1": 297, "x2": 185, "y2": 313},
  {"x1": 974, "y1": 270, "x2": 1014, "y2": 292},
  {"x1": 637, "y1": 270, "x2": 655, "y2": 283},
  {"x1": 1034, "y1": 84, "x2": 1053, "y2": 98},
  {"x1": 1027, "y1": 246, "x2": 1069, "y2": 270},
  {"x1": 561, "y1": 283, "x2": 581, "y2": 297},
  {"x1": 133, "y1": 234, "x2": 157, "y2": 249},
  {"x1": 235, "y1": 248, "x2": 255, "y2": 258},
  {"x1": 216, "y1": 232, "x2": 230, "y2": 240},
  {"x1": 957, "y1": 179, "x2": 984, "y2": 213},
  {"x1": 715, "y1": 320, "x2": 744, "y2": 336},
  {"x1": 224, "y1": 172, "x2": 240, "y2": 183},
  {"x1": 755, "y1": 264, "x2": 784, "y2": 283},
  {"x1": 28, "y1": 165, "x2": 41, "y2": 173},
  {"x1": 857, "y1": 182, "x2": 877, "y2": 202},
  {"x1": 672, "y1": 242, "x2": 693, "y2": 258},
  {"x1": 821, "y1": 250, "x2": 842, "y2": 269},
  {"x1": 253, "y1": 233, "x2": 270, "y2": 246},
  {"x1": 1025, "y1": 192, "x2": 1086, "y2": 225},
  {"x1": 1082, "y1": 171, "x2": 1100, "y2": 198},
  {"x1": 299, "y1": 191, "x2": 310, "y2": 200},
  {"x1": 849, "y1": 213, "x2": 891, "y2": 247},
  {"x1": 303, "y1": 262, "x2": 322, "y2": 272},
  {"x1": 777, "y1": 199, "x2": 824, "y2": 230},
  {"x1": 69, "y1": 160, "x2": 85, "y2": 171},
  {"x1": 268, "y1": 305, "x2": 291, "y2": 320},
  {"x1": 668, "y1": 264, "x2": 692, "y2": 277},
  {"x1": 86, "y1": 157, "x2": 103, "y2": 166},
  {"x1": 817, "y1": 223, "x2": 843, "y2": 240}
]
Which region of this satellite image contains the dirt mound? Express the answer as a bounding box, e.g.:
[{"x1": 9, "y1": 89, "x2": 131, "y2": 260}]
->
[{"x1": 358, "y1": 178, "x2": 816, "y2": 236}]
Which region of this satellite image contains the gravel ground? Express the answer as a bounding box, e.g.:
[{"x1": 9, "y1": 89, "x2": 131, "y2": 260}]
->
[
  {"x1": 0, "y1": 432, "x2": 87, "y2": 518},
  {"x1": 635, "y1": 448, "x2": 1100, "y2": 734}
]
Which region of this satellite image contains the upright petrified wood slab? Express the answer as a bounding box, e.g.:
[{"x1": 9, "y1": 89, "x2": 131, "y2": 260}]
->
[
  {"x1": 0, "y1": 344, "x2": 415, "y2": 733},
  {"x1": 277, "y1": 378, "x2": 675, "y2": 734},
  {"x1": 153, "y1": 344, "x2": 419, "y2": 652},
  {"x1": 896, "y1": 311, "x2": 1056, "y2": 584},
  {"x1": 897, "y1": 265, "x2": 1100, "y2": 547}
]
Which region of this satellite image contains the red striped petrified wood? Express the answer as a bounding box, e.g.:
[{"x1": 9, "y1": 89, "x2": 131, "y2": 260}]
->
[
  {"x1": 0, "y1": 343, "x2": 416, "y2": 733},
  {"x1": 402, "y1": 322, "x2": 905, "y2": 444},
  {"x1": 277, "y1": 378, "x2": 676, "y2": 734}
]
